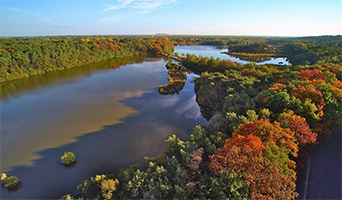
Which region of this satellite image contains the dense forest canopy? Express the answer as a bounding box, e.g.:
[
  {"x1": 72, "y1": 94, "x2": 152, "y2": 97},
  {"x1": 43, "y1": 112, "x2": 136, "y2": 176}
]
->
[
  {"x1": 0, "y1": 36, "x2": 174, "y2": 82},
  {"x1": 1, "y1": 35, "x2": 341, "y2": 81},
  {"x1": 0, "y1": 35, "x2": 341, "y2": 199}
]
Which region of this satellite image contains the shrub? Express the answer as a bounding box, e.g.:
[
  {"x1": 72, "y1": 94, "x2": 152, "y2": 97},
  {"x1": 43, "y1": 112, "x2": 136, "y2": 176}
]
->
[
  {"x1": 61, "y1": 152, "x2": 76, "y2": 165},
  {"x1": 3, "y1": 176, "x2": 21, "y2": 189},
  {"x1": 59, "y1": 194, "x2": 74, "y2": 200},
  {"x1": 101, "y1": 179, "x2": 119, "y2": 199},
  {"x1": 1, "y1": 173, "x2": 7, "y2": 181}
]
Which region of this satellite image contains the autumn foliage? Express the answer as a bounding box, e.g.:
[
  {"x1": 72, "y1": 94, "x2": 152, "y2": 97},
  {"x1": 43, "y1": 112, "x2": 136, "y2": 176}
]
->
[
  {"x1": 210, "y1": 133, "x2": 298, "y2": 199},
  {"x1": 279, "y1": 111, "x2": 318, "y2": 146},
  {"x1": 149, "y1": 39, "x2": 174, "y2": 55},
  {"x1": 108, "y1": 43, "x2": 117, "y2": 51},
  {"x1": 232, "y1": 119, "x2": 298, "y2": 157},
  {"x1": 299, "y1": 69, "x2": 325, "y2": 81},
  {"x1": 291, "y1": 85, "x2": 325, "y2": 117},
  {"x1": 0, "y1": 36, "x2": 175, "y2": 82}
]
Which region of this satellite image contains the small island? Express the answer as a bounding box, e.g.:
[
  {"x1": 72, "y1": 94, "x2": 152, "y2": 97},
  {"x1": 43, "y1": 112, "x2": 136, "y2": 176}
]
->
[
  {"x1": 1, "y1": 173, "x2": 21, "y2": 191},
  {"x1": 60, "y1": 152, "x2": 76, "y2": 166},
  {"x1": 158, "y1": 61, "x2": 187, "y2": 95}
]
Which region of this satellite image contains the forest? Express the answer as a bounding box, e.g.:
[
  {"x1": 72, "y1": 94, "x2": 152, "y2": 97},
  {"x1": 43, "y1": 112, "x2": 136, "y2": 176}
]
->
[
  {"x1": 1, "y1": 35, "x2": 341, "y2": 81},
  {"x1": 0, "y1": 36, "x2": 174, "y2": 82},
  {"x1": 0, "y1": 35, "x2": 341, "y2": 199},
  {"x1": 228, "y1": 42, "x2": 278, "y2": 54}
]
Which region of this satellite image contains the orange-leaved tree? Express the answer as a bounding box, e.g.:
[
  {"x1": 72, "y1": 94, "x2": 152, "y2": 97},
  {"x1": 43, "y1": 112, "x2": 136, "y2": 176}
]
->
[
  {"x1": 232, "y1": 118, "x2": 298, "y2": 157},
  {"x1": 279, "y1": 110, "x2": 317, "y2": 146},
  {"x1": 210, "y1": 134, "x2": 298, "y2": 199},
  {"x1": 298, "y1": 69, "x2": 325, "y2": 81}
]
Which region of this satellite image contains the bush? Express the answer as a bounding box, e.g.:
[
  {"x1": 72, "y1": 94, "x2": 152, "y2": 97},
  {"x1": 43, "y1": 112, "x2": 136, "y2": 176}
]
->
[
  {"x1": 3, "y1": 176, "x2": 21, "y2": 189},
  {"x1": 61, "y1": 152, "x2": 76, "y2": 165},
  {"x1": 1, "y1": 173, "x2": 7, "y2": 181},
  {"x1": 59, "y1": 194, "x2": 74, "y2": 200},
  {"x1": 101, "y1": 179, "x2": 119, "y2": 199}
]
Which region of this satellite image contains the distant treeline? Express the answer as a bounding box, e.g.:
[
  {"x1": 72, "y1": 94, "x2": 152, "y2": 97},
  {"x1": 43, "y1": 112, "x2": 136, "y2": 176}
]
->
[
  {"x1": 228, "y1": 42, "x2": 278, "y2": 54},
  {"x1": 0, "y1": 36, "x2": 174, "y2": 82},
  {"x1": 1, "y1": 35, "x2": 341, "y2": 82},
  {"x1": 282, "y1": 41, "x2": 342, "y2": 65},
  {"x1": 167, "y1": 35, "x2": 342, "y2": 46},
  {"x1": 169, "y1": 35, "x2": 342, "y2": 66}
]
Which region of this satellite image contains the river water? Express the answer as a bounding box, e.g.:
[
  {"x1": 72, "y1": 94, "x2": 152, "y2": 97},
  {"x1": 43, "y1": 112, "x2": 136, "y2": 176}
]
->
[
  {"x1": 174, "y1": 45, "x2": 291, "y2": 65},
  {"x1": 1, "y1": 46, "x2": 289, "y2": 199}
]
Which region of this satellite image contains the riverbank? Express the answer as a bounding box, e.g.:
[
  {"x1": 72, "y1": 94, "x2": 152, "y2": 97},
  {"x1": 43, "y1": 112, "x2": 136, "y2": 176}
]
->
[
  {"x1": 160, "y1": 53, "x2": 185, "y2": 62},
  {"x1": 223, "y1": 52, "x2": 277, "y2": 57}
]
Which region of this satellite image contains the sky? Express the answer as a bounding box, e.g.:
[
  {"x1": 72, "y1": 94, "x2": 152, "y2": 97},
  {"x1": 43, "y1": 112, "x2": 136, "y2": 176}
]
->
[{"x1": 1, "y1": 0, "x2": 341, "y2": 37}]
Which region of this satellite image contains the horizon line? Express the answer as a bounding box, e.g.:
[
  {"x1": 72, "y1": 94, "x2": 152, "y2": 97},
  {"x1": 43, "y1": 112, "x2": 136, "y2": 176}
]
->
[{"x1": 1, "y1": 33, "x2": 341, "y2": 38}]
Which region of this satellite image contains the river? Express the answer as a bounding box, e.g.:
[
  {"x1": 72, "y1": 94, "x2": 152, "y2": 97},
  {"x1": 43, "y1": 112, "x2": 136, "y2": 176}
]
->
[
  {"x1": 1, "y1": 46, "x2": 290, "y2": 199},
  {"x1": 174, "y1": 45, "x2": 291, "y2": 65},
  {"x1": 1, "y1": 56, "x2": 208, "y2": 199}
]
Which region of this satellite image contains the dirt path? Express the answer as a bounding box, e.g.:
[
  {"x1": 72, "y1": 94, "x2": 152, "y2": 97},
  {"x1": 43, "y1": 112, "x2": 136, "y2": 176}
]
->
[{"x1": 297, "y1": 125, "x2": 342, "y2": 199}]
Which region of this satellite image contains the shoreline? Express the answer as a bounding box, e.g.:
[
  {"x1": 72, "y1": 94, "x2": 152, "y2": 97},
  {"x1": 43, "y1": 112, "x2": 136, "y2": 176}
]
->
[{"x1": 222, "y1": 52, "x2": 278, "y2": 57}]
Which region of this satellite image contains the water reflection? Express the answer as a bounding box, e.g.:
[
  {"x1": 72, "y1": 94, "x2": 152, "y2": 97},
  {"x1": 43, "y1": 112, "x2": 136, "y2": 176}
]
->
[
  {"x1": 0, "y1": 58, "x2": 164, "y2": 172},
  {"x1": 0, "y1": 57, "x2": 159, "y2": 100},
  {"x1": 176, "y1": 95, "x2": 202, "y2": 119},
  {"x1": 63, "y1": 161, "x2": 78, "y2": 169},
  {"x1": 1, "y1": 56, "x2": 207, "y2": 199},
  {"x1": 174, "y1": 45, "x2": 290, "y2": 65}
]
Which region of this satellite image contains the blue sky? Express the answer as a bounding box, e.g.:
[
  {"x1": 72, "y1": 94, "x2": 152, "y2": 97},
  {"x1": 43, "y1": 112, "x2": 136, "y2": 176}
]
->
[{"x1": 1, "y1": 0, "x2": 341, "y2": 37}]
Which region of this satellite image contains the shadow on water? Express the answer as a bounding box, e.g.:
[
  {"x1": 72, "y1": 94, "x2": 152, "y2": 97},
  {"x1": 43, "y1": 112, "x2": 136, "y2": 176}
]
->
[
  {"x1": 0, "y1": 74, "x2": 207, "y2": 199},
  {"x1": 1, "y1": 56, "x2": 166, "y2": 172},
  {"x1": 1, "y1": 184, "x2": 22, "y2": 193},
  {"x1": 63, "y1": 161, "x2": 78, "y2": 170}
]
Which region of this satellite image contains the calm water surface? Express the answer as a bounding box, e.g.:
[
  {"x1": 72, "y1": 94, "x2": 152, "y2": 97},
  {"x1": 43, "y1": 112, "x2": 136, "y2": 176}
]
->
[
  {"x1": 1, "y1": 45, "x2": 289, "y2": 199},
  {"x1": 1, "y1": 56, "x2": 206, "y2": 199},
  {"x1": 174, "y1": 45, "x2": 291, "y2": 65}
]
